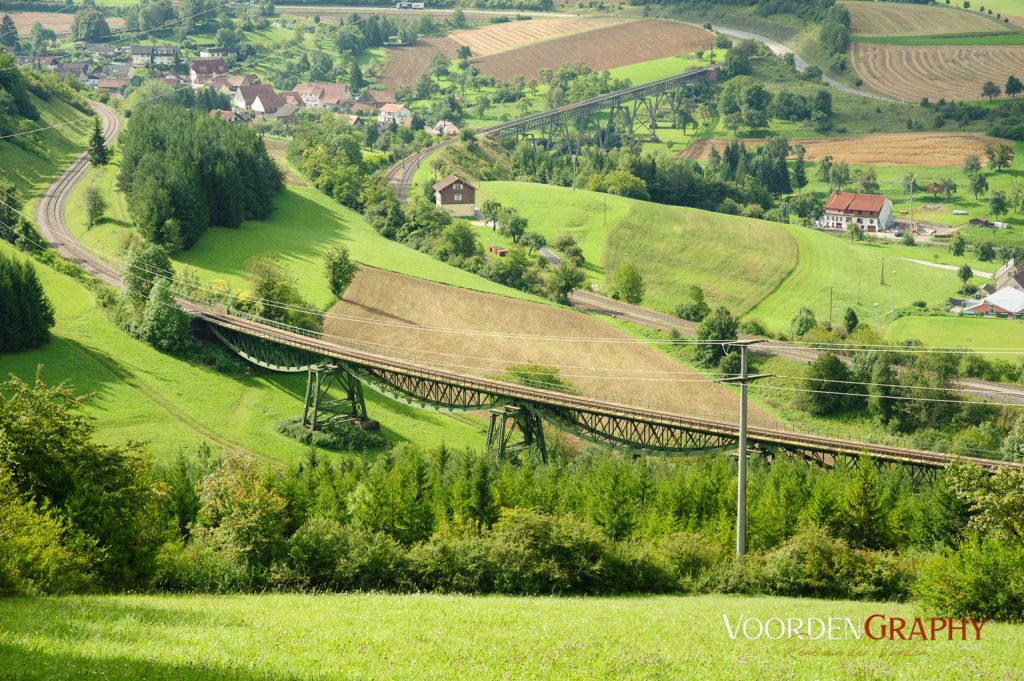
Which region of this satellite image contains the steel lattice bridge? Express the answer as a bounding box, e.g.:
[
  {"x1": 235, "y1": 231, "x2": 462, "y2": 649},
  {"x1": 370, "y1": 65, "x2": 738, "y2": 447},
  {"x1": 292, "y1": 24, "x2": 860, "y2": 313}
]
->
[{"x1": 194, "y1": 304, "x2": 1016, "y2": 476}]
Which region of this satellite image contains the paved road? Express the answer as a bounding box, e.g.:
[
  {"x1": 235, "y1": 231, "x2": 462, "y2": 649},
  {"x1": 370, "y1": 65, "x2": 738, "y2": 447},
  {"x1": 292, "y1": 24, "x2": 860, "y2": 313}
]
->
[
  {"x1": 538, "y1": 247, "x2": 560, "y2": 266},
  {"x1": 902, "y1": 258, "x2": 993, "y2": 279},
  {"x1": 712, "y1": 25, "x2": 896, "y2": 103}
]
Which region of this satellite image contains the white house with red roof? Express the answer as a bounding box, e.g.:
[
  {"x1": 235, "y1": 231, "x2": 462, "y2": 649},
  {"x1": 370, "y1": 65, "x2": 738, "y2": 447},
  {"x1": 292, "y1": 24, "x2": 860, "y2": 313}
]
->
[
  {"x1": 189, "y1": 58, "x2": 229, "y2": 87},
  {"x1": 378, "y1": 103, "x2": 411, "y2": 126},
  {"x1": 822, "y1": 192, "x2": 894, "y2": 232}
]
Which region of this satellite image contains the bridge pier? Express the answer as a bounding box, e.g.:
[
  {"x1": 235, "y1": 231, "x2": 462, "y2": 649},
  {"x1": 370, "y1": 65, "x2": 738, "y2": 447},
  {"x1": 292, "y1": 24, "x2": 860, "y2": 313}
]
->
[
  {"x1": 486, "y1": 405, "x2": 547, "y2": 462},
  {"x1": 302, "y1": 365, "x2": 369, "y2": 431}
]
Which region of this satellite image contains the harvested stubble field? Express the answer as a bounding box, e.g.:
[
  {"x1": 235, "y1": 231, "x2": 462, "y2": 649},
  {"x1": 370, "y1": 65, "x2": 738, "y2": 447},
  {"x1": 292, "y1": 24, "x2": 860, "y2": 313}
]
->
[
  {"x1": 447, "y1": 17, "x2": 625, "y2": 57},
  {"x1": 678, "y1": 133, "x2": 1008, "y2": 167},
  {"x1": 843, "y1": 0, "x2": 1011, "y2": 37},
  {"x1": 6, "y1": 10, "x2": 124, "y2": 36},
  {"x1": 379, "y1": 36, "x2": 460, "y2": 88},
  {"x1": 324, "y1": 267, "x2": 773, "y2": 425},
  {"x1": 850, "y1": 42, "x2": 1024, "y2": 102},
  {"x1": 472, "y1": 20, "x2": 714, "y2": 82}
]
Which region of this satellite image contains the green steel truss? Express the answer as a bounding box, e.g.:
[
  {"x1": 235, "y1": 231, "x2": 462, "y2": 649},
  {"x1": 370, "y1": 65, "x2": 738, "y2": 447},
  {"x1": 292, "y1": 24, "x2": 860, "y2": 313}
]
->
[
  {"x1": 356, "y1": 365, "x2": 501, "y2": 412},
  {"x1": 541, "y1": 407, "x2": 734, "y2": 452},
  {"x1": 302, "y1": 366, "x2": 368, "y2": 430},
  {"x1": 209, "y1": 325, "x2": 326, "y2": 373},
  {"x1": 486, "y1": 405, "x2": 547, "y2": 462}
]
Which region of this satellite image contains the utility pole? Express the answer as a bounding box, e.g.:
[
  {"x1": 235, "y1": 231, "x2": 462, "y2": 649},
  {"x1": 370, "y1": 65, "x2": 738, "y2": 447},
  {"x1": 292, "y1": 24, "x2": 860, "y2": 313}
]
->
[
  {"x1": 828, "y1": 287, "x2": 833, "y2": 326},
  {"x1": 890, "y1": 270, "x2": 897, "y2": 335},
  {"x1": 718, "y1": 340, "x2": 772, "y2": 560},
  {"x1": 880, "y1": 256, "x2": 885, "y2": 286}
]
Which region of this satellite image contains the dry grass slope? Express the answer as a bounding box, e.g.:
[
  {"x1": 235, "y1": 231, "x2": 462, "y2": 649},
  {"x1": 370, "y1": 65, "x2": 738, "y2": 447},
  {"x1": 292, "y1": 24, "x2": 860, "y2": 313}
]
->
[
  {"x1": 473, "y1": 20, "x2": 714, "y2": 82},
  {"x1": 379, "y1": 36, "x2": 461, "y2": 89},
  {"x1": 324, "y1": 268, "x2": 774, "y2": 426},
  {"x1": 678, "y1": 133, "x2": 1009, "y2": 167},
  {"x1": 850, "y1": 43, "x2": 1024, "y2": 102},
  {"x1": 843, "y1": 1, "x2": 1010, "y2": 37}
]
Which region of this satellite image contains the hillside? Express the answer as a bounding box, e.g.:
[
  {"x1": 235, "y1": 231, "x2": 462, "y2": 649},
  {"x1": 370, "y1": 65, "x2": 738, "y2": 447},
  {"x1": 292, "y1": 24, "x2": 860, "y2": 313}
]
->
[
  {"x1": 0, "y1": 92, "x2": 92, "y2": 198},
  {"x1": 325, "y1": 267, "x2": 772, "y2": 425},
  {"x1": 479, "y1": 182, "x2": 977, "y2": 341},
  {"x1": 0, "y1": 241, "x2": 485, "y2": 463},
  {"x1": 478, "y1": 182, "x2": 799, "y2": 317}
]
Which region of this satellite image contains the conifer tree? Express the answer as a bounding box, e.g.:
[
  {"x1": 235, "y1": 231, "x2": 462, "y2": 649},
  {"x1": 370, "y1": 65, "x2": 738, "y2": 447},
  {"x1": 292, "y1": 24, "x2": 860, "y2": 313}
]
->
[
  {"x1": 138, "y1": 278, "x2": 191, "y2": 354},
  {"x1": 843, "y1": 460, "x2": 891, "y2": 549},
  {"x1": 0, "y1": 253, "x2": 55, "y2": 352},
  {"x1": 87, "y1": 118, "x2": 109, "y2": 166}
]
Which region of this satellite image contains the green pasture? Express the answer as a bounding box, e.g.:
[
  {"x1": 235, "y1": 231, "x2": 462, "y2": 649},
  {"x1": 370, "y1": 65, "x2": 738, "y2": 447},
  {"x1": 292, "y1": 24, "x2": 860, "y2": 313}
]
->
[
  {"x1": 0, "y1": 241, "x2": 486, "y2": 463},
  {"x1": 479, "y1": 182, "x2": 798, "y2": 316},
  {"x1": 892, "y1": 315, "x2": 1024, "y2": 355},
  {"x1": 1, "y1": 592, "x2": 1021, "y2": 679}
]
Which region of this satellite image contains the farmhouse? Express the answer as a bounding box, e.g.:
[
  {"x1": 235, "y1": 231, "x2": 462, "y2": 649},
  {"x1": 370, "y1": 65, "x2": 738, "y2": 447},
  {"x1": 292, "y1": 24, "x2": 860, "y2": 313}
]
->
[
  {"x1": 54, "y1": 62, "x2": 92, "y2": 83},
  {"x1": 252, "y1": 92, "x2": 290, "y2": 115},
  {"x1": 130, "y1": 45, "x2": 179, "y2": 67},
  {"x1": 233, "y1": 83, "x2": 275, "y2": 110},
  {"x1": 96, "y1": 78, "x2": 129, "y2": 97},
  {"x1": 822, "y1": 192, "x2": 894, "y2": 232},
  {"x1": 294, "y1": 82, "x2": 352, "y2": 108},
  {"x1": 964, "y1": 287, "x2": 1024, "y2": 318},
  {"x1": 189, "y1": 58, "x2": 228, "y2": 87},
  {"x1": 433, "y1": 174, "x2": 476, "y2": 217},
  {"x1": 427, "y1": 119, "x2": 460, "y2": 136},
  {"x1": 378, "y1": 103, "x2": 411, "y2": 126},
  {"x1": 995, "y1": 259, "x2": 1023, "y2": 289},
  {"x1": 359, "y1": 89, "x2": 397, "y2": 110}
]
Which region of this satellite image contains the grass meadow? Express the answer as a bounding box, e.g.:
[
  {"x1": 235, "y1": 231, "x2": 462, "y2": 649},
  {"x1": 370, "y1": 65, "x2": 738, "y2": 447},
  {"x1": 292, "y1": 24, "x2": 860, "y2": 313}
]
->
[
  {"x1": 0, "y1": 94, "x2": 92, "y2": 197},
  {"x1": 0, "y1": 592, "x2": 1021, "y2": 680},
  {"x1": 0, "y1": 241, "x2": 487, "y2": 463}
]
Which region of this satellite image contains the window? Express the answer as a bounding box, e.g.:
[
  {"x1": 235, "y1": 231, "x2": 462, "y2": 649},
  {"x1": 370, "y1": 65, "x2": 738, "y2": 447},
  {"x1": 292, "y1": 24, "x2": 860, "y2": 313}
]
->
[
  {"x1": 454, "y1": 193, "x2": 462, "y2": 201},
  {"x1": 454, "y1": 183, "x2": 463, "y2": 189}
]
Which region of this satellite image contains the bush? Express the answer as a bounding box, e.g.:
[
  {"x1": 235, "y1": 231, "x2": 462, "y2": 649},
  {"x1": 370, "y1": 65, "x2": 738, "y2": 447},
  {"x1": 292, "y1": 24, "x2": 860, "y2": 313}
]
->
[
  {"x1": 913, "y1": 536, "x2": 1024, "y2": 621},
  {"x1": 154, "y1": 531, "x2": 256, "y2": 593},
  {"x1": 276, "y1": 418, "x2": 389, "y2": 452},
  {"x1": 759, "y1": 526, "x2": 860, "y2": 598},
  {"x1": 406, "y1": 534, "x2": 494, "y2": 593},
  {"x1": 661, "y1": 531, "x2": 727, "y2": 591}
]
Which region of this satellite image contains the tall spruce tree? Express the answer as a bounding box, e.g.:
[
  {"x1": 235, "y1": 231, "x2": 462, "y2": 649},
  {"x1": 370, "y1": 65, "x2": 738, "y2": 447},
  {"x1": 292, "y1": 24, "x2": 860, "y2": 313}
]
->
[
  {"x1": 87, "y1": 118, "x2": 109, "y2": 166},
  {"x1": 0, "y1": 253, "x2": 55, "y2": 352}
]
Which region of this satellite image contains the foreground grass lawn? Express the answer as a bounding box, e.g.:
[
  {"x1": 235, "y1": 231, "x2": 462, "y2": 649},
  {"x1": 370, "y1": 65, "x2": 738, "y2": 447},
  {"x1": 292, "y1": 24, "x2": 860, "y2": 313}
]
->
[
  {"x1": 1, "y1": 593, "x2": 1020, "y2": 680},
  {"x1": 893, "y1": 315, "x2": 1024, "y2": 354}
]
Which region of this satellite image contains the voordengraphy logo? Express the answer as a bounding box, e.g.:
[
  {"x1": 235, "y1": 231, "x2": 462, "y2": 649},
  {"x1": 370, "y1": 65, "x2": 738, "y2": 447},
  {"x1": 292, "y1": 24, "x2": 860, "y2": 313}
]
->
[{"x1": 723, "y1": 614, "x2": 989, "y2": 642}]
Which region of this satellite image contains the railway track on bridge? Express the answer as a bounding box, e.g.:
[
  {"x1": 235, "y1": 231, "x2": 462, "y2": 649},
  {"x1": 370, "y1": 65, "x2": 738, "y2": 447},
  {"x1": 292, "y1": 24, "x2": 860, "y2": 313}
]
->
[{"x1": 32, "y1": 95, "x2": 1023, "y2": 472}]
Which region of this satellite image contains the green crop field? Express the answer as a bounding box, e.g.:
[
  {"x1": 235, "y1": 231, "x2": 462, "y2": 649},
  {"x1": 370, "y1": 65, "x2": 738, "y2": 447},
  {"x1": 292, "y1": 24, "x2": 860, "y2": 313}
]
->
[
  {"x1": 854, "y1": 33, "x2": 1024, "y2": 46},
  {"x1": 0, "y1": 242, "x2": 486, "y2": 463},
  {"x1": 1, "y1": 592, "x2": 1021, "y2": 679},
  {"x1": 0, "y1": 95, "x2": 92, "y2": 197}
]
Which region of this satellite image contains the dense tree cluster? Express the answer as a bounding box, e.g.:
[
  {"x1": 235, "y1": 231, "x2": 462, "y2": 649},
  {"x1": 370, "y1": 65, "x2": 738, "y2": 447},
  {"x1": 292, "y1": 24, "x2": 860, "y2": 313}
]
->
[
  {"x1": 0, "y1": 251, "x2": 54, "y2": 352},
  {"x1": 117, "y1": 104, "x2": 282, "y2": 249}
]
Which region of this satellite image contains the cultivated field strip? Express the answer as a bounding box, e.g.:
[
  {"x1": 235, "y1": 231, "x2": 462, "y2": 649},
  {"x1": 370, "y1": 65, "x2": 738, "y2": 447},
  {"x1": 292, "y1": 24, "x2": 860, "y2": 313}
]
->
[
  {"x1": 447, "y1": 18, "x2": 626, "y2": 57},
  {"x1": 851, "y1": 42, "x2": 1024, "y2": 101},
  {"x1": 379, "y1": 36, "x2": 461, "y2": 88},
  {"x1": 678, "y1": 133, "x2": 1010, "y2": 167},
  {"x1": 472, "y1": 20, "x2": 713, "y2": 82},
  {"x1": 844, "y1": 1, "x2": 1010, "y2": 37}
]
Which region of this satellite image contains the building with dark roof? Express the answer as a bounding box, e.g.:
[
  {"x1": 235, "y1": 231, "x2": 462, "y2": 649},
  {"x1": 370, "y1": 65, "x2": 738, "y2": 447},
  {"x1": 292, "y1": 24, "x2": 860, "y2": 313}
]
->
[{"x1": 433, "y1": 174, "x2": 476, "y2": 217}]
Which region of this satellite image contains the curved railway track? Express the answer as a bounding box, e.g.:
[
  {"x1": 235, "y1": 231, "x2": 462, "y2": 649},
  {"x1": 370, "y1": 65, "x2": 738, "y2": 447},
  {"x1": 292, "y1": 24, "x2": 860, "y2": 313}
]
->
[{"x1": 34, "y1": 99, "x2": 1022, "y2": 471}]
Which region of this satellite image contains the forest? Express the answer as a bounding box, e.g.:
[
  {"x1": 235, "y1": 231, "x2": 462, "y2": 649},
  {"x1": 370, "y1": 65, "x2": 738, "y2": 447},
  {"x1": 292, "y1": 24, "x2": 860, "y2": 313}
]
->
[
  {"x1": 1, "y1": 373, "x2": 1022, "y2": 623},
  {"x1": 117, "y1": 103, "x2": 283, "y2": 249}
]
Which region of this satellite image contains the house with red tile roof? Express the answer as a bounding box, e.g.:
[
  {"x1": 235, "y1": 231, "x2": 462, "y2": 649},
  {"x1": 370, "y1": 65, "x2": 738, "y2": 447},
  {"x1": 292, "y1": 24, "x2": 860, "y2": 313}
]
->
[{"x1": 822, "y1": 192, "x2": 894, "y2": 232}]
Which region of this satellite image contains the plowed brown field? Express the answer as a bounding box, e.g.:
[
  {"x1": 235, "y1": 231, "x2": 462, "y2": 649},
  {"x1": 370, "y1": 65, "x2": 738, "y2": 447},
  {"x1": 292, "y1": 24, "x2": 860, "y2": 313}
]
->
[
  {"x1": 7, "y1": 10, "x2": 124, "y2": 37},
  {"x1": 678, "y1": 133, "x2": 1009, "y2": 167},
  {"x1": 379, "y1": 36, "x2": 461, "y2": 89},
  {"x1": 324, "y1": 267, "x2": 773, "y2": 425},
  {"x1": 448, "y1": 18, "x2": 625, "y2": 57},
  {"x1": 844, "y1": 1, "x2": 1009, "y2": 37},
  {"x1": 473, "y1": 20, "x2": 714, "y2": 81},
  {"x1": 850, "y1": 43, "x2": 1024, "y2": 102}
]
